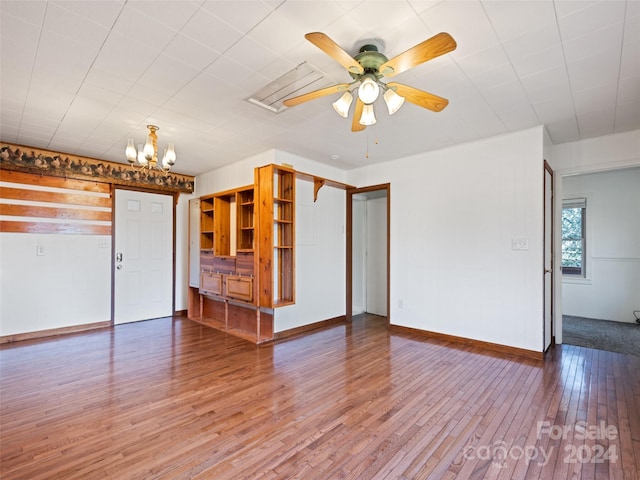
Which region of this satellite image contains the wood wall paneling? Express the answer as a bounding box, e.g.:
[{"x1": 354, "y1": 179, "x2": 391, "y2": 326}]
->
[{"x1": 0, "y1": 171, "x2": 112, "y2": 236}]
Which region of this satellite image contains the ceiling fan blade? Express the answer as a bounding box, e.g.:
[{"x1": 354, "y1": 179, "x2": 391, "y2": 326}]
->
[
  {"x1": 305, "y1": 32, "x2": 364, "y2": 75},
  {"x1": 351, "y1": 98, "x2": 366, "y2": 132},
  {"x1": 379, "y1": 32, "x2": 456, "y2": 77},
  {"x1": 283, "y1": 83, "x2": 351, "y2": 107},
  {"x1": 386, "y1": 83, "x2": 449, "y2": 112}
]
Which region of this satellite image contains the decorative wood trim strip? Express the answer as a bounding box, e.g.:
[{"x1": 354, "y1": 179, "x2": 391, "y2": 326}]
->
[
  {"x1": 295, "y1": 170, "x2": 354, "y2": 190},
  {"x1": 295, "y1": 169, "x2": 355, "y2": 202},
  {"x1": 1, "y1": 143, "x2": 194, "y2": 194},
  {"x1": 0, "y1": 321, "x2": 111, "y2": 344},
  {"x1": 0, "y1": 186, "x2": 111, "y2": 207},
  {"x1": 0, "y1": 220, "x2": 111, "y2": 235},
  {"x1": 388, "y1": 324, "x2": 544, "y2": 361},
  {"x1": 0, "y1": 204, "x2": 112, "y2": 221},
  {"x1": 273, "y1": 315, "x2": 346, "y2": 341},
  {"x1": 0, "y1": 169, "x2": 111, "y2": 193}
]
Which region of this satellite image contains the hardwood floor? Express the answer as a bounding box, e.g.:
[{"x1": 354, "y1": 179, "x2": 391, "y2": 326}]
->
[{"x1": 1, "y1": 315, "x2": 638, "y2": 479}]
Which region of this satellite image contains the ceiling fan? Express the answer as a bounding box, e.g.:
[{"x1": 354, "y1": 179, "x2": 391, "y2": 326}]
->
[{"x1": 283, "y1": 32, "x2": 457, "y2": 132}]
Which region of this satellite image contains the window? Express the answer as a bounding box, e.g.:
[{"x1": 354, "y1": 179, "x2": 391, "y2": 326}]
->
[{"x1": 562, "y1": 198, "x2": 586, "y2": 276}]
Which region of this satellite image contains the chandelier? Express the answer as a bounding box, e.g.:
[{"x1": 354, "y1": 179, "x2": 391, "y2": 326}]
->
[{"x1": 125, "y1": 125, "x2": 176, "y2": 173}]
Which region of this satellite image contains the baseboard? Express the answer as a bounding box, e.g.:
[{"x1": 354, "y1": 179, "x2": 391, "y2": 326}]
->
[
  {"x1": 273, "y1": 315, "x2": 346, "y2": 341},
  {"x1": 174, "y1": 309, "x2": 187, "y2": 317},
  {"x1": 389, "y1": 324, "x2": 544, "y2": 361},
  {"x1": 0, "y1": 321, "x2": 112, "y2": 344}
]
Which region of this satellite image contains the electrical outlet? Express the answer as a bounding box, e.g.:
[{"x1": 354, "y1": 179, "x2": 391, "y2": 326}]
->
[{"x1": 36, "y1": 245, "x2": 45, "y2": 256}]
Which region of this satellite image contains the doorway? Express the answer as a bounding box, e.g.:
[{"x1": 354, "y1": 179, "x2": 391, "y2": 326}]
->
[
  {"x1": 559, "y1": 166, "x2": 640, "y2": 351},
  {"x1": 113, "y1": 189, "x2": 175, "y2": 324},
  {"x1": 346, "y1": 184, "x2": 390, "y2": 323}
]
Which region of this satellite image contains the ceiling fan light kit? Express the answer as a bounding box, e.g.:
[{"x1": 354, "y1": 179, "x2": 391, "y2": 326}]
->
[
  {"x1": 358, "y1": 75, "x2": 380, "y2": 104},
  {"x1": 383, "y1": 88, "x2": 405, "y2": 115},
  {"x1": 360, "y1": 104, "x2": 377, "y2": 126},
  {"x1": 332, "y1": 91, "x2": 354, "y2": 118},
  {"x1": 283, "y1": 32, "x2": 457, "y2": 132}
]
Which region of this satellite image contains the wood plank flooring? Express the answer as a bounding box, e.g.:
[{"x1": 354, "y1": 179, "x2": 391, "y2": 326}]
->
[{"x1": 1, "y1": 315, "x2": 638, "y2": 479}]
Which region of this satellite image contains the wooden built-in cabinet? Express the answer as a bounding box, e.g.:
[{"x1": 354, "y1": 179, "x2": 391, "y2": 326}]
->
[
  {"x1": 188, "y1": 164, "x2": 350, "y2": 343},
  {"x1": 190, "y1": 184, "x2": 267, "y2": 342}
]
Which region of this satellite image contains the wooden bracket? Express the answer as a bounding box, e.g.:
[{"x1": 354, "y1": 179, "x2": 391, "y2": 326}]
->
[{"x1": 313, "y1": 177, "x2": 325, "y2": 202}]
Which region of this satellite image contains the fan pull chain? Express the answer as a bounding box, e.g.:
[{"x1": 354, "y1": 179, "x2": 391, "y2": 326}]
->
[
  {"x1": 364, "y1": 129, "x2": 380, "y2": 159},
  {"x1": 366, "y1": 131, "x2": 369, "y2": 158}
]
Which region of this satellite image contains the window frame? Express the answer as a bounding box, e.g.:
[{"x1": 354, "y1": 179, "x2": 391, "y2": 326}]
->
[{"x1": 561, "y1": 198, "x2": 587, "y2": 277}]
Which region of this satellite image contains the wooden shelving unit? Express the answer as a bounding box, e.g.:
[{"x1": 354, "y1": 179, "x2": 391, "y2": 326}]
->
[
  {"x1": 200, "y1": 196, "x2": 214, "y2": 250},
  {"x1": 257, "y1": 164, "x2": 295, "y2": 308},
  {"x1": 237, "y1": 188, "x2": 254, "y2": 252}
]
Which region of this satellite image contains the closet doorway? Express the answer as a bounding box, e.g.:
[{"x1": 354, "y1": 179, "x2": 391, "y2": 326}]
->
[{"x1": 346, "y1": 184, "x2": 390, "y2": 324}]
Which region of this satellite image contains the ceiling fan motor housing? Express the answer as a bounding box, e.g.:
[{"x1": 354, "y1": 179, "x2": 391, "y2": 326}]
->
[{"x1": 351, "y1": 44, "x2": 388, "y2": 80}]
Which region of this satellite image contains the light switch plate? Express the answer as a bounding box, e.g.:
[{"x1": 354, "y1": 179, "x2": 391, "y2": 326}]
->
[{"x1": 512, "y1": 238, "x2": 529, "y2": 250}]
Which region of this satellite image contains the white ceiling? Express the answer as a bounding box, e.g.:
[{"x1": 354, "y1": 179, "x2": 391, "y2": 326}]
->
[{"x1": 1, "y1": 0, "x2": 638, "y2": 176}]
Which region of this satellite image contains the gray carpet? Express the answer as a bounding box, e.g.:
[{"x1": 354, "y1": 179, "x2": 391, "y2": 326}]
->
[{"x1": 562, "y1": 315, "x2": 640, "y2": 356}]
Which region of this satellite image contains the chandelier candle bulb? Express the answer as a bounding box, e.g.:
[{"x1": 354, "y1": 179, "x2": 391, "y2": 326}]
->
[
  {"x1": 125, "y1": 139, "x2": 137, "y2": 163},
  {"x1": 137, "y1": 145, "x2": 147, "y2": 166},
  {"x1": 165, "y1": 143, "x2": 176, "y2": 166}
]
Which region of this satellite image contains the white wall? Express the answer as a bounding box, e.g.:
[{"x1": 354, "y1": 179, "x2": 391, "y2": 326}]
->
[
  {"x1": 175, "y1": 192, "x2": 196, "y2": 311},
  {"x1": 0, "y1": 233, "x2": 111, "y2": 336},
  {"x1": 276, "y1": 178, "x2": 346, "y2": 331},
  {"x1": 551, "y1": 130, "x2": 640, "y2": 174},
  {"x1": 561, "y1": 168, "x2": 640, "y2": 323},
  {"x1": 346, "y1": 127, "x2": 546, "y2": 352}
]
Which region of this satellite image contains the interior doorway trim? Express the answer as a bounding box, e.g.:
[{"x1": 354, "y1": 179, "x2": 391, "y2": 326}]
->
[
  {"x1": 543, "y1": 160, "x2": 555, "y2": 352},
  {"x1": 346, "y1": 183, "x2": 390, "y2": 325}
]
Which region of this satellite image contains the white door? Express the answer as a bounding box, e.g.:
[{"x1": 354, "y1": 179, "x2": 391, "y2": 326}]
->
[
  {"x1": 366, "y1": 196, "x2": 388, "y2": 316},
  {"x1": 543, "y1": 163, "x2": 554, "y2": 350},
  {"x1": 114, "y1": 189, "x2": 173, "y2": 324},
  {"x1": 352, "y1": 196, "x2": 366, "y2": 315}
]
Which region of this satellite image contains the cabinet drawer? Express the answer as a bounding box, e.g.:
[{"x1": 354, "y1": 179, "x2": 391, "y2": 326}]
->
[
  {"x1": 200, "y1": 272, "x2": 223, "y2": 295},
  {"x1": 226, "y1": 276, "x2": 253, "y2": 302}
]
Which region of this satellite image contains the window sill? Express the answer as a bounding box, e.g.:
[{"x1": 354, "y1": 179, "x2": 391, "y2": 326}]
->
[{"x1": 562, "y1": 276, "x2": 592, "y2": 285}]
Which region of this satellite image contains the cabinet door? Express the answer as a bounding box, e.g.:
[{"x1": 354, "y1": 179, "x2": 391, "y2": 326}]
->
[
  {"x1": 226, "y1": 276, "x2": 253, "y2": 302},
  {"x1": 200, "y1": 272, "x2": 223, "y2": 296}
]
